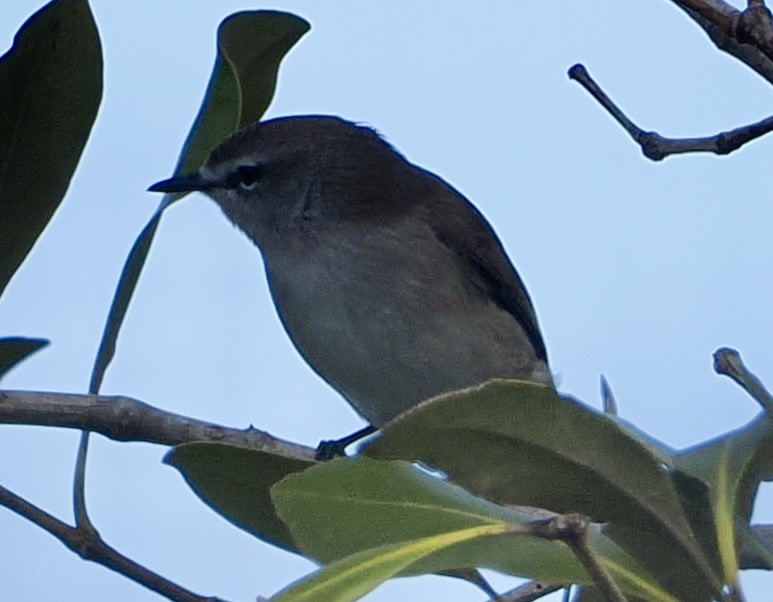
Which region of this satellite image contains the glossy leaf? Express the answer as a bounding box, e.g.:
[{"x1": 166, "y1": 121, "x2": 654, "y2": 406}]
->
[
  {"x1": 165, "y1": 442, "x2": 314, "y2": 553},
  {"x1": 674, "y1": 412, "x2": 773, "y2": 582},
  {"x1": 89, "y1": 213, "x2": 161, "y2": 392},
  {"x1": 738, "y1": 522, "x2": 773, "y2": 570},
  {"x1": 0, "y1": 0, "x2": 102, "y2": 295},
  {"x1": 170, "y1": 11, "x2": 310, "y2": 184},
  {"x1": 365, "y1": 380, "x2": 721, "y2": 600},
  {"x1": 89, "y1": 11, "x2": 308, "y2": 393},
  {"x1": 271, "y1": 457, "x2": 678, "y2": 602},
  {"x1": 0, "y1": 337, "x2": 48, "y2": 380},
  {"x1": 269, "y1": 523, "x2": 512, "y2": 602}
]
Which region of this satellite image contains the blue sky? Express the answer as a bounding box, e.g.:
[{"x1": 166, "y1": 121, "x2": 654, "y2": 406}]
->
[{"x1": 1, "y1": 1, "x2": 771, "y2": 600}]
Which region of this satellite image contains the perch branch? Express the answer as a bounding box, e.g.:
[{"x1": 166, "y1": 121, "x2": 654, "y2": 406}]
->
[
  {"x1": 0, "y1": 389, "x2": 316, "y2": 461},
  {"x1": 568, "y1": 64, "x2": 773, "y2": 160}
]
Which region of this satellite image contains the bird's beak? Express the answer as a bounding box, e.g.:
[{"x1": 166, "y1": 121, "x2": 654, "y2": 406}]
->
[{"x1": 148, "y1": 172, "x2": 217, "y2": 193}]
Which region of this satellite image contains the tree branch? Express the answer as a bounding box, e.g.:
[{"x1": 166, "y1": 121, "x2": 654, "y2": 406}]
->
[
  {"x1": 670, "y1": 0, "x2": 773, "y2": 84},
  {"x1": 0, "y1": 389, "x2": 316, "y2": 461},
  {"x1": 569, "y1": 1, "x2": 773, "y2": 158},
  {"x1": 0, "y1": 483, "x2": 229, "y2": 602},
  {"x1": 493, "y1": 580, "x2": 564, "y2": 602},
  {"x1": 568, "y1": 63, "x2": 773, "y2": 160},
  {"x1": 528, "y1": 514, "x2": 627, "y2": 602},
  {"x1": 1, "y1": 389, "x2": 318, "y2": 600}
]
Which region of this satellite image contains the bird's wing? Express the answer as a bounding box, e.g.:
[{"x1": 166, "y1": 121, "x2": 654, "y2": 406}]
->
[{"x1": 424, "y1": 178, "x2": 548, "y2": 362}]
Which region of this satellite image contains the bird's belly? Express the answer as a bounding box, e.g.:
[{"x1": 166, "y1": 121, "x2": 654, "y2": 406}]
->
[{"x1": 265, "y1": 252, "x2": 538, "y2": 425}]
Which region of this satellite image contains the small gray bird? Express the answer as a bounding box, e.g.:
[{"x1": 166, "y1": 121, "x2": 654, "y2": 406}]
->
[{"x1": 150, "y1": 115, "x2": 551, "y2": 439}]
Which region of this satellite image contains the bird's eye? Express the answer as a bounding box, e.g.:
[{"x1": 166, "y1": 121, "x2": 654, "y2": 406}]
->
[{"x1": 228, "y1": 165, "x2": 261, "y2": 189}]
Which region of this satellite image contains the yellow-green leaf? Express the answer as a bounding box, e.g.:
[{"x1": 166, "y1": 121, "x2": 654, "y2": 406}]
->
[{"x1": 269, "y1": 524, "x2": 511, "y2": 602}]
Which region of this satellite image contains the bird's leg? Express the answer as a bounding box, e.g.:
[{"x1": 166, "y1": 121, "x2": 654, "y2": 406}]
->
[{"x1": 315, "y1": 425, "x2": 377, "y2": 460}]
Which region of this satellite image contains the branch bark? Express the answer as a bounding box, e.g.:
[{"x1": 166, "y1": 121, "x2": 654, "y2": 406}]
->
[
  {"x1": 494, "y1": 580, "x2": 564, "y2": 602},
  {"x1": 0, "y1": 483, "x2": 230, "y2": 602},
  {"x1": 671, "y1": 0, "x2": 773, "y2": 84},
  {"x1": 0, "y1": 389, "x2": 316, "y2": 461},
  {"x1": 528, "y1": 514, "x2": 627, "y2": 602},
  {"x1": 0, "y1": 389, "x2": 318, "y2": 601},
  {"x1": 570, "y1": 0, "x2": 773, "y2": 158},
  {"x1": 568, "y1": 64, "x2": 773, "y2": 160}
]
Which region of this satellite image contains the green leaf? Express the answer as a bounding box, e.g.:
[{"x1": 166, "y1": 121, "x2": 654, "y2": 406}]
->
[
  {"x1": 738, "y1": 522, "x2": 773, "y2": 570},
  {"x1": 89, "y1": 10, "x2": 308, "y2": 393},
  {"x1": 89, "y1": 213, "x2": 162, "y2": 392},
  {"x1": 669, "y1": 469, "x2": 724, "y2": 580},
  {"x1": 269, "y1": 523, "x2": 512, "y2": 602},
  {"x1": 167, "y1": 10, "x2": 310, "y2": 198},
  {"x1": 0, "y1": 0, "x2": 102, "y2": 296},
  {"x1": 0, "y1": 337, "x2": 49, "y2": 380},
  {"x1": 271, "y1": 457, "x2": 679, "y2": 602},
  {"x1": 674, "y1": 412, "x2": 773, "y2": 582},
  {"x1": 365, "y1": 380, "x2": 721, "y2": 601},
  {"x1": 165, "y1": 442, "x2": 314, "y2": 552}
]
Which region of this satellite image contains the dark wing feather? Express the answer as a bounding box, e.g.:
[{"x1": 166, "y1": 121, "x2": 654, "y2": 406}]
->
[{"x1": 422, "y1": 172, "x2": 548, "y2": 362}]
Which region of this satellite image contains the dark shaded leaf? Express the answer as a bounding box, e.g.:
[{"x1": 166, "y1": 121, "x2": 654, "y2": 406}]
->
[
  {"x1": 366, "y1": 380, "x2": 721, "y2": 601},
  {"x1": 167, "y1": 10, "x2": 310, "y2": 196},
  {"x1": 89, "y1": 213, "x2": 161, "y2": 392},
  {"x1": 0, "y1": 0, "x2": 102, "y2": 295},
  {"x1": 0, "y1": 337, "x2": 48, "y2": 380},
  {"x1": 674, "y1": 412, "x2": 773, "y2": 581},
  {"x1": 165, "y1": 442, "x2": 313, "y2": 552},
  {"x1": 738, "y1": 522, "x2": 773, "y2": 570},
  {"x1": 669, "y1": 469, "x2": 723, "y2": 579}
]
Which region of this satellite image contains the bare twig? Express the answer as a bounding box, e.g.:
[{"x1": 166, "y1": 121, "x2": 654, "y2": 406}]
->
[
  {"x1": 713, "y1": 348, "x2": 773, "y2": 413},
  {"x1": 0, "y1": 483, "x2": 229, "y2": 602},
  {"x1": 493, "y1": 580, "x2": 564, "y2": 602},
  {"x1": 0, "y1": 389, "x2": 317, "y2": 600},
  {"x1": 670, "y1": 0, "x2": 773, "y2": 84},
  {"x1": 0, "y1": 390, "x2": 316, "y2": 461},
  {"x1": 73, "y1": 431, "x2": 96, "y2": 534},
  {"x1": 529, "y1": 514, "x2": 627, "y2": 602},
  {"x1": 570, "y1": 1, "x2": 773, "y2": 158},
  {"x1": 568, "y1": 64, "x2": 773, "y2": 160}
]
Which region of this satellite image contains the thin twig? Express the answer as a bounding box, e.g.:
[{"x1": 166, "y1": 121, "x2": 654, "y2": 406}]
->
[
  {"x1": 529, "y1": 514, "x2": 627, "y2": 602},
  {"x1": 670, "y1": 0, "x2": 773, "y2": 84},
  {"x1": 73, "y1": 431, "x2": 96, "y2": 533},
  {"x1": 568, "y1": 63, "x2": 773, "y2": 160},
  {"x1": 493, "y1": 580, "x2": 564, "y2": 602},
  {"x1": 0, "y1": 390, "x2": 316, "y2": 461},
  {"x1": 713, "y1": 348, "x2": 773, "y2": 413},
  {"x1": 0, "y1": 483, "x2": 229, "y2": 602}
]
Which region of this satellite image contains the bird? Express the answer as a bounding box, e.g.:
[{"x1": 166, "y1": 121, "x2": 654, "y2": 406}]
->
[{"x1": 149, "y1": 115, "x2": 551, "y2": 452}]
